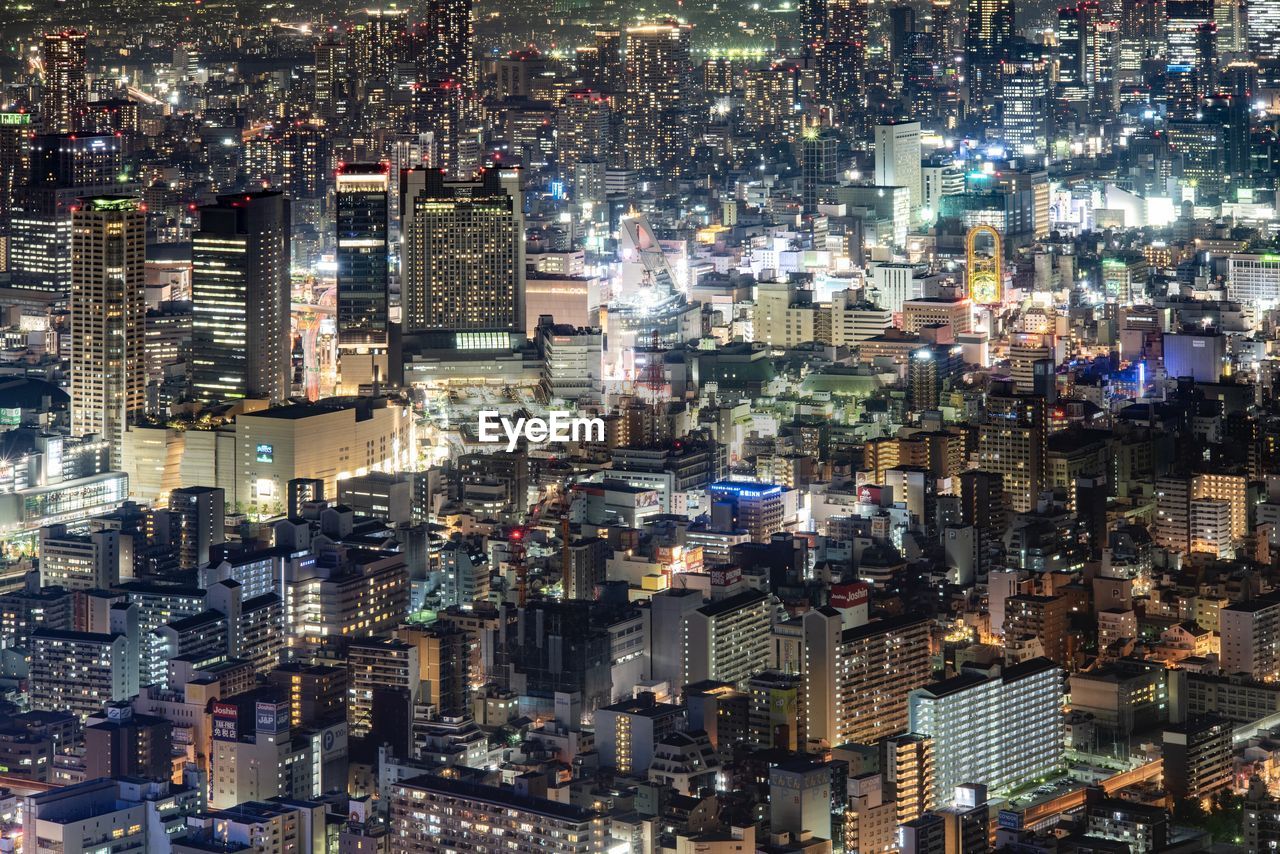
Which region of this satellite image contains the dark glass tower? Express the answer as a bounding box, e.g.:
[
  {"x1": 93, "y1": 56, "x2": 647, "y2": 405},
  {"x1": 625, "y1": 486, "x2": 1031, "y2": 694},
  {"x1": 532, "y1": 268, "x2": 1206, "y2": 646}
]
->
[
  {"x1": 191, "y1": 191, "x2": 292, "y2": 404},
  {"x1": 336, "y1": 163, "x2": 392, "y2": 391},
  {"x1": 965, "y1": 0, "x2": 1015, "y2": 126},
  {"x1": 336, "y1": 163, "x2": 390, "y2": 342}
]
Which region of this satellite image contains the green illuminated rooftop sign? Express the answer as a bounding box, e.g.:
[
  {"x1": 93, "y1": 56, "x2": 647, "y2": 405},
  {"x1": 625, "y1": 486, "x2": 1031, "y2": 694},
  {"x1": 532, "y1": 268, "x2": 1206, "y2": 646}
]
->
[
  {"x1": 0, "y1": 113, "x2": 31, "y2": 125},
  {"x1": 87, "y1": 197, "x2": 140, "y2": 211}
]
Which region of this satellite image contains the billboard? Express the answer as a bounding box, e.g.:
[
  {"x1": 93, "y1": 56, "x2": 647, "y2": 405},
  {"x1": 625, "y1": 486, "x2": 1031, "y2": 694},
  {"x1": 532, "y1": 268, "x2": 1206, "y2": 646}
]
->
[
  {"x1": 831, "y1": 582, "x2": 870, "y2": 610},
  {"x1": 211, "y1": 702, "x2": 238, "y2": 742}
]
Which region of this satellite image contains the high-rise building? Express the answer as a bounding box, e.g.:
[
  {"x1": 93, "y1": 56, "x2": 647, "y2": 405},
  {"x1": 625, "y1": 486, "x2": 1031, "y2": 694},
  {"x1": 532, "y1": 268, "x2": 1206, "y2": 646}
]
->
[
  {"x1": 899, "y1": 812, "x2": 947, "y2": 853},
  {"x1": 1161, "y1": 717, "x2": 1231, "y2": 801},
  {"x1": 314, "y1": 35, "x2": 349, "y2": 119},
  {"x1": 425, "y1": 0, "x2": 475, "y2": 88},
  {"x1": 804, "y1": 610, "x2": 935, "y2": 747},
  {"x1": 938, "y1": 784, "x2": 991, "y2": 853},
  {"x1": 820, "y1": 0, "x2": 869, "y2": 124},
  {"x1": 39, "y1": 524, "x2": 121, "y2": 590},
  {"x1": 397, "y1": 622, "x2": 470, "y2": 718},
  {"x1": 401, "y1": 167, "x2": 524, "y2": 342},
  {"x1": 596, "y1": 693, "x2": 685, "y2": 773},
  {"x1": 931, "y1": 0, "x2": 955, "y2": 61},
  {"x1": 1220, "y1": 590, "x2": 1280, "y2": 682},
  {"x1": 41, "y1": 30, "x2": 87, "y2": 134},
  {"x1": 976, "y1": 384, "x2": 1048, "y2": 514},
  {"x1": 168, "y1": 486, "x2": 226, "y2": 570},
  {"x1": 890, "y1": 5, "x2": 918, "y2": 68},
  {"x1": 1004, "y1": 594, "x2": 1072, "y2": 665},
  {"x1": 884, "y1": 734, "x2": 937, "y2": 823},
  {"x1": 770, "y1": 759, "x2": 833, "y2": 842},
  {"x1": 180, "y1": 800, "x2": 326, "y2": 854},
  {"x1": 623, "y1": 23, "x2": 693, "y2": 171},
  {"x1": 411, "y1": 79, "x2": 471, "y2": 178},
  {"x1": 1245, "y1": 777, "x2": 1280, "y2": 851},
  {"x1": 347, "y1": 636, "x2": 418, "y2": 738},
  {"x1": 70, "y1": 197, "x2": 146, "y2": 468},
  {"x1": 592, "y1": 30, "x2": 625, "y2": 92},
  {"x1": 1121, "y1": 0, "x2": 1166, "y2": 45},
  {"x1": 965, "y1": 0, "x2": 1014, "y2": 125},
  {"x1": 1166, "y1": 0, "x2": 1213, "y2": 65},
  {"x1": 558, "y1": 91, "x2": 611, "y2": 174},
  {"x1": 0, "y1": 111, "x2": 32, "y2": 231},
  {"x1": 24, "y1": 778, "x2": 203, "y2": 854},
  {"x1": 11, "y1": 134, "x2": 127, "y2": 293},
  {"x1": 1155, "y1": 475, "x2": 1191, "y2": 551},
  {"x1": 1248, "y1": 0, "x2": 1280, "y2": 58},
  {"x1": 191, "y1": 191, "x2": 291, "y2": 404},
  {"x1": 1190, "y1": 497, "x2": 1233, "y2": 557},
  {"x1": 684, "y1": 589, "x2": 772, "y2": 686},
  {"x1": 564, "y1": 536, "x2": 609, "y2": 601},
  {"x1": 999, "y1": 59, "x2": 1050, "y2": 156},
  {"x1": 743, "y1": 65, "x2": 799, "y2": 138},
  {"x1": 1197, "y1": 94, "x2": 1252, "y2": 192},
  {"x1": 336, "y1": 163, "x2": 392, "y2": 392},
  {"x1": 209, "y1": 700, "x2": 315, "y2": 808},
  {"x1": 30, "y1": 623, "x2": 139, "y2": 721},
  {"x1": 801, "y1": 124, "x2": 840, "y2": 213},
  {"x1": 908, "y1": 658, "x2": 1064, "y2": 806},
  {"x1": 1057, "y1": 2, "x2": 1102, "y2": 101},
  {"x1": 265, "y1": 663, "x2": 347, "y2": 727},
  {"x1": 83, "y1": 704, "x2": 173, "y2": 780},
  {"x1": 708, "y1": 481, "x2": 786, "y2": 542},
  {"x1": 349, "y1": 9, "x2": 408, "y2": 82}
]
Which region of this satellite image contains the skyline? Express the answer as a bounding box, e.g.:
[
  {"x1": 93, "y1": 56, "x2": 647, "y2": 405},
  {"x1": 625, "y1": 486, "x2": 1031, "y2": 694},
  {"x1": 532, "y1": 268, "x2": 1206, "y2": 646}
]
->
[{"x1": 0, "y1": 0, "x2": 1278, "y2": 851}]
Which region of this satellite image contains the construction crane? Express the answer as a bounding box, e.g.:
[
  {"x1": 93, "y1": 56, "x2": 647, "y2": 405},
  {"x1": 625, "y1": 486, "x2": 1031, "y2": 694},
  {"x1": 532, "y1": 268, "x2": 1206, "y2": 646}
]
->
[{"x1": 514, "y1": 485, "x2": 576, "y2": 602}]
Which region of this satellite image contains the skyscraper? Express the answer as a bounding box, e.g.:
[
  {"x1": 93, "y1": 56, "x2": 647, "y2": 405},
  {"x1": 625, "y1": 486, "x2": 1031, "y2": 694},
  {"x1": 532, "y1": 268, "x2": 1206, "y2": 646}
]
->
[
  {"x1": 999, "y1": 58, "x2": 1050, "y2": 155},
  {"x1": 801, "y1": 124, "x2": 839, "y2": 213},
  {"x1": 965, "y1": 0, "x2": 1014, "y2": 126},
  {"x1": 1057, "y1": 2, "x2": 1101, "y2": 102},
  {"x1": 623, "y1": 23, "x2": 693, "y2": 171},
  {"x1": 558, "y1": 90, "x2": 612, "y2": 174},
  {"x1": 70, "y1": 197, "x2": 146, "y2": 469},
  {"x1": 0, "y1": 111, "x2": 32, "y2": 232},
  {"x1": 11, "y1": 133, "x2": 127, "y2": 292},
  {"x1": 875, "y1": 121, "x2": 923, "y2": 215},
  {"x1": 313, "y1": 34, "x2": 350, "y2": 120},
  {"x1": 1248, "y1": 0, "x2": 1280, "y2": 58},
  {"x1": 349, "y1": 9, "x2": 408, "y2": 82},
  {"x1": 412, "y1": 79, "x2": 470, "y2": 178},
  {"x1": 976, "y1": 383, "x2": 1048, "y2": 514},
  {"x1": 335, "y1": 163, "x2": 391, "y2": 392},
  {"x1": 931, "y1": 0, "x2": 955, "y2": 66},
  {"x1": 819, "y1": 0, "x2": 869, "y2": 125},
  {"x1": 191, "y1": 191, "x2": 292, "y2": 404},
  {"x1": 1166, "y1": 0, "x2": 1213, "y2": 64},
  {"x1": 591, "y1": 30, "x2": 627, "y2": 92},
  {"x1": 401, "y1": 167, "x2": 524, "y2": 343},
  {"x1": 426, "y1": 0, "x2": 475, "y2": 89},
  {"x1": 41, "y1": 30, "x2": 87, "y2": 134}
]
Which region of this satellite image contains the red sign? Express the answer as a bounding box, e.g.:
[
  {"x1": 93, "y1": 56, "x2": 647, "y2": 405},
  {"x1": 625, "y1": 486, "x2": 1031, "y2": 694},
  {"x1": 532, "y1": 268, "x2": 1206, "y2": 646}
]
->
[{"x1": 831, "y1": 582, "x2": 870, "y2": 609}]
